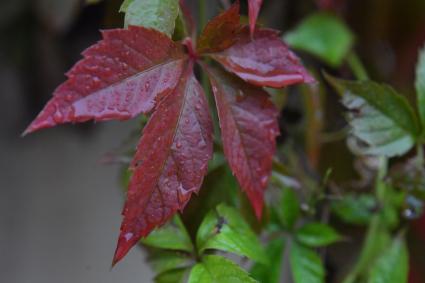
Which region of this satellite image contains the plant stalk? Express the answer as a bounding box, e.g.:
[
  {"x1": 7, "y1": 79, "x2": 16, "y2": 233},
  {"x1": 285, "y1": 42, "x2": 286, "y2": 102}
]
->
[
  {"x1": 342, "y1": 157, "x2": 388, "y2": 283},
  {"x1": 347, "y1": 52, "x2": 369, "y2": 81}
]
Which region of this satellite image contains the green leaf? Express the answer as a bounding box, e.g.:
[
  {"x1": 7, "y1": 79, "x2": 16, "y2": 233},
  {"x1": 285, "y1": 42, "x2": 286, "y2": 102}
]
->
[
  {"x1": 331, "y1": 194, "x2": 376, "y2": 225},
  {"x1": 289, "y1": 242, "x2": 325, "y2": 283},
  {"x1": 295, "y1": 222, "x2": 342, "y2": 247},
  {"x1": 367, "y1": 236, "x2": 409, "y2": 283},
  {"x1": 416, "y1": 46, "x2": 425, "y2": 132},
  {"x1": 278, "y1": 187, "x2": 300, "y2": 230},
  {"x1": 120, "y1": 0, "x2": 134, "y2": 12},
  {"x1": 284, "y1": 12, "x2": 354, "y2": 67},
  {"x1": 141, "y1": 216, "x2": 193, "y2": 252},
  {"x1": 188, "y1": 255, "x2": 258, "y2": 283},
  {"x1": 326, "y1": 75, "x2": 420, "y2": 157},
  {"x1": 196, "y1": 204, "x2": 267, "y2": 264},
  {"x1": 147, "y1": 250, "x2": 193, "y2": 275},
  {"x1": 120, "y1": 0, "x2": 179, "y2": 37},
  {"x1": 154, "y1": 268, "x2": 188, "y2": 283},
  {"x1": 250, "y1": 238, "x2": 285, "y2": 283}
]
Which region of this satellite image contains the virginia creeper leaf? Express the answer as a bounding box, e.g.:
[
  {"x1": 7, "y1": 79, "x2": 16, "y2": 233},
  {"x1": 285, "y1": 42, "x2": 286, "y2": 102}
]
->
[
  {"x1": 331, "y1": 193, "x2": 376, "y2": 225},
  {"x1": 285, "y1": 12, "x2": 354, "y2": 67},
  {"x1": 367, "y1": 235, "x2": 409, "y2": 283},
  {"x1": 188, "y1": 255, "x2": 258, "y2": 283},
  {"x1": 206, "y1": 65, "x2": 279, "y2": 218},
  {"x1": 178, "y1": 0, "x2": 195, "y2": 38},
  {"x1": 248, "y1": 0, "x2": 262, "y2": 37},
  {"x1": 120, "y1": 0, "x2": 179, "y2": 37},
  {"x1": 113, "y1": 62, "x2": 213, "y2": 265},
  {"x1": 197, "y1": 1, "x2": 241, "y2": 54},
  {"x1": 147, "y1": 250, "x2": 193, "y2": 275},
  {"x1": 210, "y1": 27, "x2": 315, "y2": 88},
  {"x1": 154, "y1": 268, "x2": 188, "y2": 283},
  {"x1": 196, "y1": 204, "x2": 268, "y2": 264},
  {"x1": 295, "y1": 222, "x2": 342, "y2": 247},
  {"x1": 289, "y1": 242, "x2": 325, "y2": 283},
  {"x1": 326, "y1": 74, "x2": 420, "y2": 157},
  {"x1": 250, "y1": 238, "x2": 286, "y2": 283},
  {"x1": 24, "y1": 26, "x2": 185, "y2": 135},
  {"x1": 141, "y1": 215, "x2": 193, "y2": 252},
  {"x1": 416, "y1": 46, "x2": 425, "y2": 132},
  {"x1": 278, "y1": 187, "x2": 300, "y2": 230}
]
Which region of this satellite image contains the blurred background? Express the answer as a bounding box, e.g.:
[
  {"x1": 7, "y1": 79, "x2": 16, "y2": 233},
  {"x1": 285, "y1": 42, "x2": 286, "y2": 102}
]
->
[{"x1": 0, "y1": 0, "x2": 424, "y2": 282}]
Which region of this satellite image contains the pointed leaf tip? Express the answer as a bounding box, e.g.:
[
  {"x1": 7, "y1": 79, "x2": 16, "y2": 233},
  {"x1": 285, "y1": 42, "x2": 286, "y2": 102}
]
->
[
  {"x1": 197, "y1": 0, "x2": 241, "y2": 54},
  {"x1": 211, "y1": 27, "x2": 314, "y2": 88},
  {"x1": 26, "y1": 26, "x2": 186, "y2": 134},
  {"x1": 248, "y1": 0, "x2": 263, "y2": 37},
  {"x1": 206, "y1": 65, "x2": 278, "y2": 220},
  {"x1": 114, "y1": 62, "x2": 213, "y2": 265}
]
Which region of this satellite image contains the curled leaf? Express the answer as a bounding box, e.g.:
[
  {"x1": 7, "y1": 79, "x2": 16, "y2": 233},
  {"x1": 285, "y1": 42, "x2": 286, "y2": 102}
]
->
[
  {"x1": 326, "y1": 74, "x2": 420, "y2": 157},
  {"x1": 211, "y1": 27, "x2": 315, "y2": 88}
]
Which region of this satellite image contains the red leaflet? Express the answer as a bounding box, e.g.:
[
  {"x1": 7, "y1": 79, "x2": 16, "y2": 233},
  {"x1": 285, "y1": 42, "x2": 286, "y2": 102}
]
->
[
  {"x1": 25, "y1": 2, "x2": 313, "y2": 266},
  {"x1": 210, "y1": 27, "x2": 315, "y2": 88},
  {"x1": 179, "y1": 0, "x2": 195, "y2": 38},
  {"x1": 113, "y1": 62, "x2": 213, "y2": 264},
  {"x1": 248, "y1": 0, "x2": 262, "y2": 36},
  {"x1": 23, "y1": 26, "x2": 185, "y2": 135},
  {"x1": 206, "y1": 65, "x2": 279, "y2": 219},
  {"x1": 196, "y1": 1, "x2": 241, "y2": 54}
]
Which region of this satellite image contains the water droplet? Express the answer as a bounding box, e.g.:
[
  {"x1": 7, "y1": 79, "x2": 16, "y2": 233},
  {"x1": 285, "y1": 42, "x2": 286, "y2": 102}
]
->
[
  {"x1": 195, "y1": 103, "x2": 201, "y2": 110},
  {"x1": 176, "y1": 142, "x2": 182, "y2": 149},
  {"x1": 65, "y1": 94, "x2": 73, "y2": 102},
  {"x1": 144, "y1": 82, "x2": 150, "y2": 91},
  {"x1": 260, "y1": 175, "x2": 268, "y2": 186},
  {"x1": 124, "y1": 232, "x2": 133, "y2": 241},
  {"x1": 53, "y1": 111, "x2": 63, "y2": 123}
]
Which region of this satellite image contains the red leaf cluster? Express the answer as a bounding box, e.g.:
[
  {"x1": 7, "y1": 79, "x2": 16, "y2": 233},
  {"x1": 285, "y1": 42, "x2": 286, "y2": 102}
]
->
[{"x1": 24, "y1": 1, "x2": 313, "y2": 265}]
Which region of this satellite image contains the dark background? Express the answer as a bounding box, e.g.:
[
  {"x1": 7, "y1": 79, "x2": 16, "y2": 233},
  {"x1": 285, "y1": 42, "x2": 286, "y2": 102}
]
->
[{"x1": 0, "y1": 0, "x2": 424, "y2": 282}]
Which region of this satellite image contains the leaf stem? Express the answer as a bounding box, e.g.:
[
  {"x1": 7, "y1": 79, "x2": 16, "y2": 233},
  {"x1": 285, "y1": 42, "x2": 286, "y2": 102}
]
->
[
  {"x1": 346, "y1": 51, "x2": 369, "y2": 81},
  {"x1": 416, "y1": 144, "x2": 424, "y2": 167},
  {"x1": 342, "y1": 157, "x2": 388, "y2": 283}
]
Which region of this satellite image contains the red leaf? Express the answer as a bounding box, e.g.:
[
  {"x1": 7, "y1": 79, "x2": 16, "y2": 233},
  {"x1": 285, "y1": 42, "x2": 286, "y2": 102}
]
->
[
  {"x1": 24, "y1": 26, "x2": 186, "y2": 135},
  {"x1": 196, "y1": 1, "x2": 241, "y2": 54},
  {"x1": 248, "y1": 0, "x2": 262, "y2": 36},
  {"x1": 179, "y1": 0, "x2": 196, "y2": 37},
  {"x1": 210, "y1": 27, "x2": 315, "y2": 88},
  {"x1": 205, "y1": 65, "x2": 279, "y2": 219},
  {"x1": 113, "y1": 62, "x2": 213, "y2": 265}
]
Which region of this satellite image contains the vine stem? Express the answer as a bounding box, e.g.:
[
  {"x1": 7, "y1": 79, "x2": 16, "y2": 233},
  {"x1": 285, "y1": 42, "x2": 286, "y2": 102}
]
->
[
  {"x1": 342, "y1": 157, "x2": 388, "y2": 283},
  {"x1": 342, "y1": 54, "x2": 388, "y2": 283},
  {"x1": 199, "y1": 0, "x2": 221, "y2": 137},
  {"x1": 417, "y1": 144, "x2": 424, "y2": 167},
  {"x1": 347, "y1": 52, "x2": 369, "y2": 81}
]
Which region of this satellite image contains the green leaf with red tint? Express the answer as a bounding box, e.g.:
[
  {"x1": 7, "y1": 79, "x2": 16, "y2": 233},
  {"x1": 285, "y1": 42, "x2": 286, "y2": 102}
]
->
[
  {"x1": 196, "y1": 1, "x2": 241, "y2": 54},
  {"x1": 23, "y1": 26, "x2": 186, "y2": 135},
  {"x1": 206, "y1": 65, "x2": 279, "y2": 219},
  {"x1": 113, "y1": 62, "x2": 213, "y2": 265},
  {"x1": 210, "y1": 27, "x2": 315, "y2": 88},
  {"x1": 248, "y1": 0, "x2": 262, "y2": 36}
]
